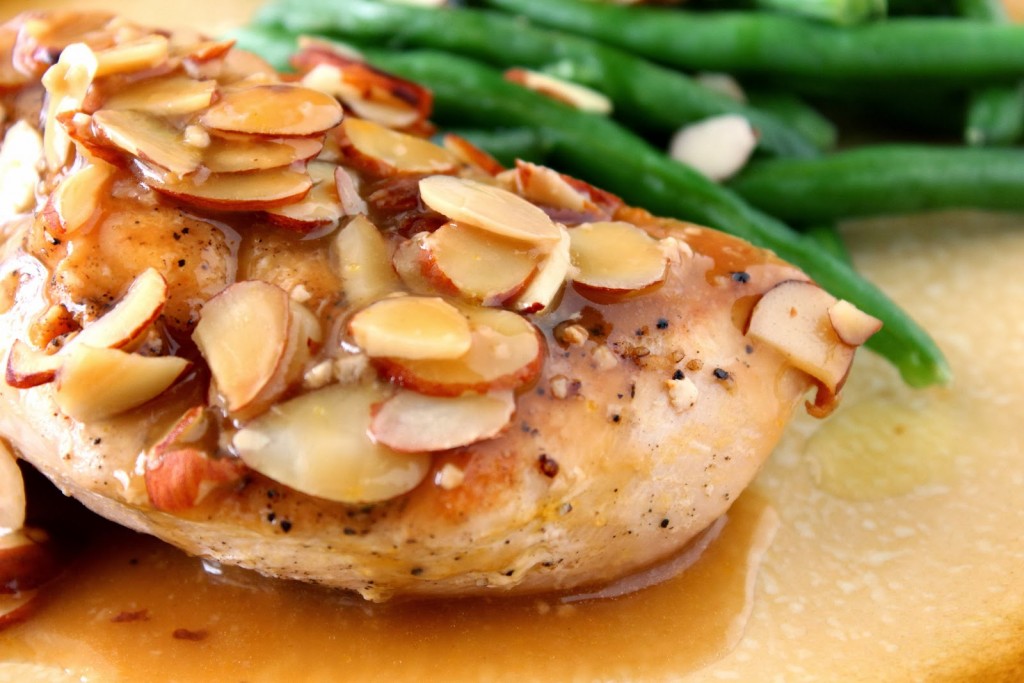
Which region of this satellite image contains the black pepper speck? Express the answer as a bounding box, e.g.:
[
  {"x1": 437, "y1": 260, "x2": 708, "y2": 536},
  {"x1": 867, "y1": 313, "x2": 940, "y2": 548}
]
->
[{"x1": 730, "y1": 271, "x2": 751, "y2": 283}]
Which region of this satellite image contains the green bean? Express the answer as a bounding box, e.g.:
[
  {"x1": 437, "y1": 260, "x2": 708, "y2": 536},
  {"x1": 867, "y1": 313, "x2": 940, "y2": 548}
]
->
[
  {"x1": 255, "y1": 0, "x2": 823, "y2": 157},
  {"x1": 804, "y1": 224, "x2": 853, "y2": 265},
  {"x1": 745, "y1": 91, "x2": 838, "y2": 151},
  {"x1": 729, "y1": 145, "x2": 1024, "y2": 222},
  {"x1": 750, "y1": 0, "x2": 886, "y2": 25},
  {"x1": 955, "y1": 0, "x2": 1024, "y2": 146},
  {"x1": 481, "y1": 0, "x2": 1024, "y2": 85},
  {"x1": 350, "y1": 47, "x2": 946, "y2": 387}
]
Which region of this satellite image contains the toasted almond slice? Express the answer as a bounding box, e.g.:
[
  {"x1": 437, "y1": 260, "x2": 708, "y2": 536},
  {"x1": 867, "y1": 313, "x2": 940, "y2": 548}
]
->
[
  {"x1": 391, "y1": 233, "x2": 439, "y2": 296},
  {"x1": 0, "y1": 121, "x2": 43, "y2": 220},
  {"x1": 265, "y1": 160, "x2": 343, "y2": 232},
  {"x1": 668, "y1": 114, "x2": 758, "y2": 183},
  {"x1": 342, "y1": 118, "x2": 458, "y2": 175},
  {"x1": 145, "y1": 448, "x2": 244, "y2": 513},
  {"x1": 92, "y1": 109, "x2": 200, "y2": 176},
  {"x1": 349, "y1": 296, "x2": 471, "y2": 360},
  {"x1": 332, "y1": 215, "x2": 400, "y2": 307},
  {"x1": 375, "y1": 306, "x2": 543, "y2": 397},
  {"x1": 93, "y1": 34, "x2": 169, "y2": 77},
  {"x1": 192, "y1": 280, "x2": 291, "y2": 413},
  {"x1": 828, "y1": 299, "x2": 883, "y2": 346},
  {"x1": 150, "y1": 405, "x2": 208, "y2": 457},
  {"x1": 5, "y1": 340, "x2": 63, "y2": 389},
  {"x1": 13, "y1": 11, "x2": 114, "y2": 78},
  {"x1": 202, "y1": 134, "x2": 322, "y2": 173},
  {"x1": 511, "y1": 224, "x2": 572, "y2": 314},
  {"x1": 421, "y1": 222, "x2": 539, "y2": 306},
  {"x1": 41, "y1": 42, "x2": 97, "y2": 171},
  {"x1": 100, "y1": 74, "x2": 216, "y2": 116},
  {"x1": 0, "y1": 528, "x2": 62, "y2": 594},
  {"x1": 371, "y1": 390, "x2": 516, "y2": 453},
  {"x1": 504, "y1": 68, "x2": 612, "y2": 114},
  {"x1": 54, "y1": 345, "x2": 190, "y2": 422},
  {"x1": 234, "y1": 383, "x2": 431, "y2": 504},
  {"x1": 0, "y1": 443, "x2": 25, "y2": 532},
  {"x1": 147, "y1": 165, "x2": 312, "y2": 211},
  {"x1": 0, "y1": 589, "x2": 38, "y2": 629},
  {"x1": 569, "y1": 221, "x2": 668, "y2": 294},
  {"x1": 42, "y1": 158, "x2": 115, "y2": 236},
  {"x1": 513, "y1": 160, "x2": 590, "y2": 213},
  {"x1": 334, "y1": 166, "x2": 368, "y2": 215},
  {"x1": 747, "y1": 280, "x2": 855, "y2": 393},
  {"x1": 73, "y1": 267, "x2": 167, "y2": 350},
  {"x1": 442, "y1": 133, "x2": 504, "y2": 177},
  {"x1": 301, "y1": 63, "x2": 422, "y2": 130},
  {"x1": 419, "y1": 175, "x2": 561, "y2": 246},
  {"x1": 200, "y1": 84, "x2": 343, "y2": 137}
]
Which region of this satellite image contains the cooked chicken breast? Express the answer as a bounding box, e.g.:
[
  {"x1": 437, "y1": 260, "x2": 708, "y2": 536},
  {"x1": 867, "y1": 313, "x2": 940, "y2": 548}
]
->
[{"x1": 0, "y1": 12, "x2": 873, "y2": 601}]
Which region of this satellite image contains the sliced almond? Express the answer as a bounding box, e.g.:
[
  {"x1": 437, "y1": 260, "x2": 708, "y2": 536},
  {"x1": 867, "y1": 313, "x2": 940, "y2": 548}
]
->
[
  {"x1": 419, "y1": 175, "x2": 561, "y2": 246},
  {"x1": 668, "y1": 113, "x2": 758, "y2": 183},
  {"x1": 41, "y1": 42, "x2": 98, "y2": 171},
  {"x1": 12, "y1": 12, "x2": 114, "y2": 78},
  {"x1": 341, "y1": 117, "x2": 458, "y2": 175},
  {"x1": 93, "y1": 33, "x2": 169, "y2": 77},
  {"x1": 349, "y1": 296, "x2": 471, "y2": 360},
  {"x1": 0, "y1": 528, "x2": 62, "y2": 594},
  {"x1": 147, "y1": 165, "x2": 312, "y2": 211},
  {"x1": 5, "y1": 340, "x2": 63, "y2": 389},
  {"x1": 0, "y1": 121, "x2": 43, "y2": 220},
  {"x1": 569, "y1": 221, "x2": 668, "y2": 294},
  {"x1": 73, "y1": 267, "x2": 167, "y2": 350},
  {"x1": 92, "y1": 109, "x2": 201, "y2": 176},
  {"x1": 200, "y1": 84, "x2": 343, "y2": 137},
  {"x1": 233, "y1": 383, "x2": 431, "y2": 504},
  {"x1": 420, "y1": 222, "x2": 539, "y2": 306},
  {"x1": 145, "y1": 447, "x2": 244, "y2": 512},
  {"x1": 442, "y1": 133, "x2": 504, "y2": 177},
  {"x1": 192, "y1": 280, "x2": 291, "y2": 413},
  {"x1": 265, "y1": 160, "x2": 343, "y2": 232},
  {"x1": 332, "y1": 215, "x2": 400, "y2": 307},
  {"x1": 202, "y1": 134, "x2": 323, "y2": 173},
  {"x1": 100, "y1": 74, "x2": 216, "y2": 116},
  {"x1": 301, "y1": 63, "x2": 425, "y2": 130},
  {"x1": 42, "y1": 158, "x2": 116, "y2": 236},
  {"x1": 0, "y1": 443, "x2": 25, "y2": 532},
  {"x1": 375, "y1": 306, "x2": 543, "y2": 396},
  {"x1": 747, "y1": 280, "x2": 855, "y2": 393},
  {"x1": 334, "y1": 166, "x2": 368, "y2": 215},
  {"x1": 391, "y1": 233, "x2": 439, "y2": 296},
  {"x1": 504, "y1": 68, "x2": 612, "y2": 114},
  {"x1": 513, "y1": 160, "x2": 591, "y2": 214},
  {"x1": 371, "y1": 390, "x2": 516, "y2": 452},
  {"x1": 54, "y1": 345, "x2": 190, "y2": 422},
  {"x1": 828, "y1": 299, "x2": 883, "y2": 346},
  {"x1": 511, "y1": 224, "x2": 572, "y2": 314}
]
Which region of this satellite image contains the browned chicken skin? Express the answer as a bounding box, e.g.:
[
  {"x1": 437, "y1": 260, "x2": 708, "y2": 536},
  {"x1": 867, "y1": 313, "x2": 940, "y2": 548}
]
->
[{"x1": 0, "y1": 11, "x2": 874, "y2": 601}]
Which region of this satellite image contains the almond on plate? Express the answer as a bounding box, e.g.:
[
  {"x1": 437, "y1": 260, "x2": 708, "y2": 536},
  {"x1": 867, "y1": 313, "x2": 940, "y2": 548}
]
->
[
  {"x1": 569, "y1": 221, "x2": 668, "y2": 295},
  {"x1": 370, "y1": 390, "x2": 516, "y2": 453},
  {"x1": 200, "y1": 84, "x2": 343, "y2": 137},
  {"x1": 348, "y1": 296, "x2": 472, "y2": 360}
]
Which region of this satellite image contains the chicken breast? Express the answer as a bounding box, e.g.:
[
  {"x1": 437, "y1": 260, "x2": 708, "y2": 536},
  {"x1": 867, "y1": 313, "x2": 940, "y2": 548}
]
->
[{"x1": 0, "y1": 12, "x2": 873, "y2": 601}]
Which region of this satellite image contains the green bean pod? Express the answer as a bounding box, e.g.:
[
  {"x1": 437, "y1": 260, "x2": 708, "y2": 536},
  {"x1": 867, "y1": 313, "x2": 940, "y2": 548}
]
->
[
  {"x1": 729, "y1": 145, "x2": 1024, "y2": 222},
  {"x1": 255, "y1": 0, "x2": 823, "y2": 157},
  {"x1": 482, "y1": 0, "x2": 1024, "y2": 85}
]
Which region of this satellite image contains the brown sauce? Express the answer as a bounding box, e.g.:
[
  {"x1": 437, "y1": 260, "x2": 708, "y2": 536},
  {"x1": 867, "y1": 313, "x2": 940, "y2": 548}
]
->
[{"x1": 0, "y1": 484, "x2": 777, "y2": 681}]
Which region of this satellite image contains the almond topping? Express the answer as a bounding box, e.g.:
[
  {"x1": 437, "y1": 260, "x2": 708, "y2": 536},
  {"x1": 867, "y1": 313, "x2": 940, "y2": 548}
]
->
[
  {"x1": 200, "y1": 84, "x2": 343, "y2": 137},
  {"x1": 41, "y1": 42, "x2": 97, "y2": 171},
  {"x1": 101, "y1": 74, "x2": 216, "y2": 116},
  {"x1": 93, "y1": 34, "x2": 169, "y2": 77},
  {"x1": 145, "y1": 448, "x2": 244, "y2": 513},
  {"x1": 92, "y1": 109, "x2": 201, "y2": 176},
  {"x1": 668, "y1": 114, "x2": 758, "y2": 183},
  {"x1": 370, "y1": 390, "x2": 516, "y2": 453},
  {"x1": 511, "y1": 224, "x2": 572, "y2": 314},
  {"x1": 0, "y1": 121, "x2": 43, "y2": 220},
  {"x1": 54, "y1": 345, "x2": 190, "y2": 422},
  {"x1": 418, "y1": 175, "x2": 561, "y2": 246},
  {"x1": 0, "y1": 442, "x2": 25, "y2": 532},
  {"x1": 233, "y1": 383, "x2": 431, "y2": 504},
  {"x1": 420, "y1": 222, "x2": 540, "y2": 306},
  {"x1": 504, "y1": 68, "x2": 613, "y2": 114},
  {"x1": 342, "y1": 117, "x2": 458, "y2": 175},
  {"x1": 569, "y1": 221, "x2": 668, "y2": 294},
  {"x1": 42, "y1": 158, "x2": 115, "y2": 236},
  {"x1": 349, "y1": 297, "x2": 472, "y2": 360},
  {"x1": 146, "y1": 165, "x2": 313, "y2": 211},
  {"x1": 332, "y1": 215, "x2": 401, "y2": 307},
  {"x1": 192, "y1": 280, "x2": 292, "y2": 414},
  {"x1": 373, "y1": 306, "x2": 543, "y2": 397},
  {"x1": 747, "y1": 280, "x2": 858, "y2": 393},
  {"x1": 72, "y1": 267, "x2": 167, "y2": 351},
  {"x1": 201, "y1": 134, "x2": 323, "y2": 173},
  {"x1": 828, "y1": 299, "x2": 883, "y2": 346}
]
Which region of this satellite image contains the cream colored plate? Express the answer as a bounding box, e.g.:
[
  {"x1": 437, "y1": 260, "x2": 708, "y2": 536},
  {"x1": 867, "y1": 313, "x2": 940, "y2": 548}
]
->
[{"x1": 2, "y1": 0, "x2": 1023, "y2": 679}]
